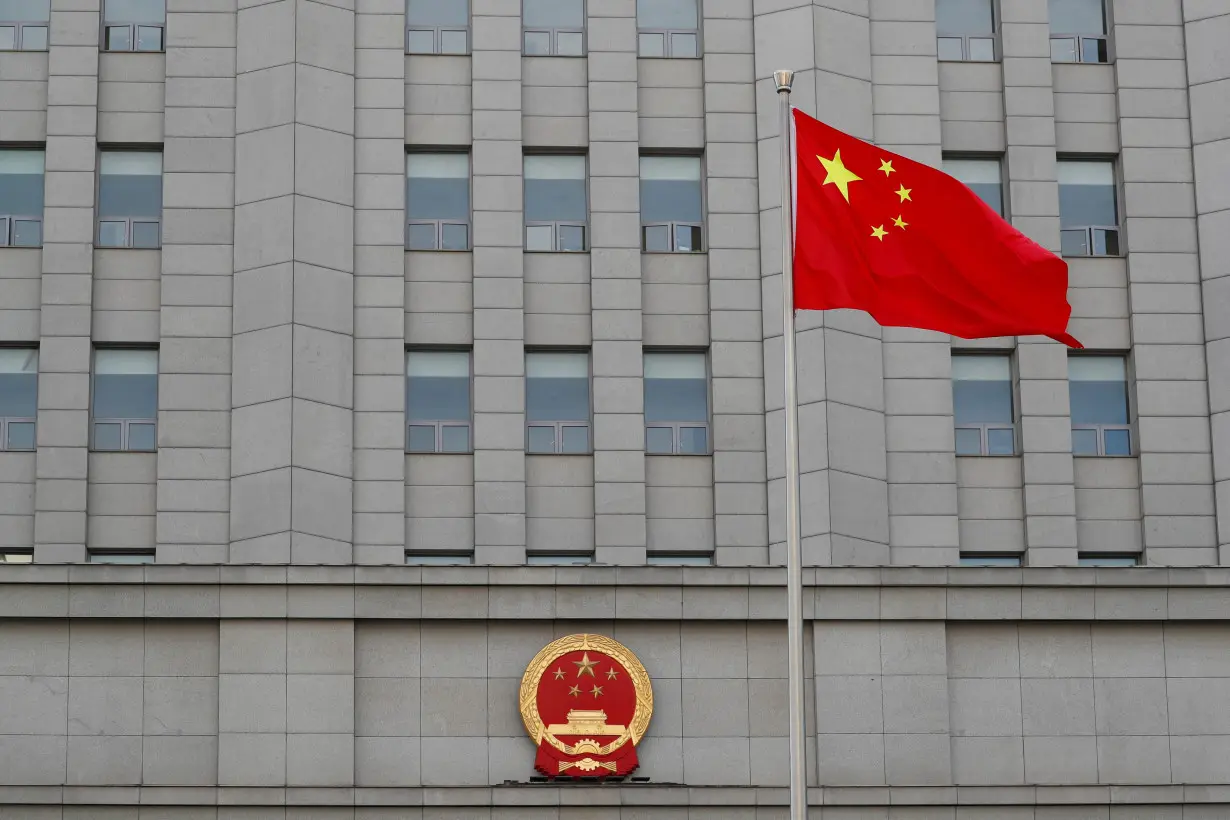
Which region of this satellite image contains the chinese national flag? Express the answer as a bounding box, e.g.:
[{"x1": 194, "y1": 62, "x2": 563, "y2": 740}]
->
[{"x1": 791, "y1": 109, "x2": 1081, "y2": 348}]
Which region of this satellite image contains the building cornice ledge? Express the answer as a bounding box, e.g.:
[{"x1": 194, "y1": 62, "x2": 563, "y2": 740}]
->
[{"x1": 0, "y1": 565, "x2": 1228, "y2": 620}]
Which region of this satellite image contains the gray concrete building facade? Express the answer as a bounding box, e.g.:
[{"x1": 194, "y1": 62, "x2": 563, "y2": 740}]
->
[{"x1": 0, "y1": 0, "x2": 1229, "y2": 816}]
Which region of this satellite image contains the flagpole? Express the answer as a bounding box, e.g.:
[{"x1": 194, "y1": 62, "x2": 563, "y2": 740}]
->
[{"x1": 774, "y1": 68, "x2": 807, "y2": 820}]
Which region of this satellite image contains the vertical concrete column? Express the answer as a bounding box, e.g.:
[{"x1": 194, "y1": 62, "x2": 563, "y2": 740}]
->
[
  {"x1": 755, "y1": 1, "x2": 888, "y2": 566},
  {"x1": 871, "y1": 1, "x2": 960, "y2": 565},
  {"x1": 1003, "y1": 0, "x2": 1077, "y2": 566},
  {"x1": 230, "y1": 0, "x2": 356, "y2": 563},
  {"x1": 589, "y1": 0, "x2": 645, "y2": 565},
  {"x1": 1183, "y1": 3, "x2": 1230, "y2": 562},
  {"x1": 33, "y1": 0, "x2": 101, "y2": 563},
  {"x1": 471, "y1": 0, "x2": 526, "y2": 564},
  {"x1": 705, "y1": 0, "x2": 768, "y2": 566},
  {"x1": 157, "y1": 0, "x2": 237, "y2": 563},
  {"x1": 1116, "y1": 0, "x2": 1214, "y2": 564},
  {"x1": 352, "y1": 0, "x2": 407, "y2": 565}
]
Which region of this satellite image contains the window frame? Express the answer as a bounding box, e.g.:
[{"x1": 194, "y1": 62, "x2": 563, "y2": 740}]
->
[
  {"x1": 405, "y1": 348, "x2": 473, "y2": 455},
  {"x1": 406, "y1": 150, "x2": 472, "y2": 252},
  {"x1": 1057, "y1": 157, "x2": 1121, "y2": 258},
  {"x1": 525, "y1": 350, "x2": 592, "y2": 455},
  {"x1": 406, "y1": 0, "x2": 470, "y2": 55},
  {"x1": 0, "y1": 21, "x2": 49, "y2": 52},
  {"x1": 405, "y1": 552, "x2": 474, "y2": 565},
  {"x1": 0, "y1": 549, "x2": 33, "y2": 564},
  {"x1": 90, "y1": 347, "x2": 158, "y2": 453},
  {"x1": 96, "y1": 147, "x2": 164, "y2": 250},
  {"x1": 1068, "y1": 353, "x2": 1134, "y2": 458},
  {"x1": 646, "y1": 553, "x2": 714, "y2": 566},
  {"x1": 958, "y1": 554, "x2": 1023, "y2": 567},
  {"x1": 643, "y1": 349, "x2": 711, "y2": 456},
  {"x1": 87, "y1": 550, "x2": 156, "y2": 564},
  {"x1": 952, "y1": 351, "x2": 1017, "y2": 457},
  {"x1": 522, "y1": 0, "x2": 585, "y2": 57},
  {"x1": 639, "y1": 154, "x2": 706, "y2": 254},
  {"x1": 636, "y1": 0, "x2": 701, "y2": 59},
  {"x1": 0, "y1": 347, "x2": 37, "y2": 452},
  {"x1": 1048, "y1": 0, "x2": 1112, "y2": 64},
  {"x1": 524, "y1": 152, "x2": 589, "y2": 253},
  {"x1": 1077, "y1": 553, "x2": 1140, "y2": 567},
  {"x1": 935, "y1": 0, "x2": 999, "y2": 63},
  {"x1": 0, "y1": 148, "x2": 46, "y2": 248},
  {"x1": 100, "y1": 0, "x2": 166, "y2": 53},
  {"x1": 526, "y1": 553, "x2": 594, "y2": 565}
]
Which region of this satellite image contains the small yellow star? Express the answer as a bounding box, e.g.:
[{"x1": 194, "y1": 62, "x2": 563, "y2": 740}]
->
[
  {"x1": 568, "y1": 685, "x2": 581, "y2": 697},
  {"x1": 591, "y1": 685, "x2": 604, "y2": 697},
  {"x1": 573, "y1": 652, "x2": 598, "y2": 678},
  {"x1": 553, "y1": 667, "x2": 565, "y2": 680},
  {"x1": 817, "y1": 149, "x2": 862, "y2": 203},
  {"x1": 606, "y1": 668, "x2": 619, "y2": 680},
  {"x1": 893, "y1": 215, "x2": 908, "y2": 230},
  {"x1": 895, "y1": 185, "x2": 912, "y2": 203},
  {"x1": 879, "y1": 160, "x2": 896, "y2": 177},
  {"x1": 870, "y1": 225, "x2": 888, "y2": 241}
]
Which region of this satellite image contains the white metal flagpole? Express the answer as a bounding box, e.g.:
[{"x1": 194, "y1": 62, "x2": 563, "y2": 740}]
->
[{"x1": 774, "y1": 68, "x2": 808, "y2": 820}]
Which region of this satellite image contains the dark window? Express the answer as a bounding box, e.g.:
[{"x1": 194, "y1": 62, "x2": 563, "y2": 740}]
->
[
  {"x1": 525, "y1": 155, "x2": 587, "y2": 252},
  {"x1": 98, "y1": 151, "x2": 162, "y2": 249},
  {"x1": 0, "y1": 550, "x2": 33, "y2": 564},
  {"x1": 407, "y1": 0, "x2": 468, "y2": 54},
  {"x1": 936, "y1": 0, "x2": 996, "y2": 61},
  {"x1": 636, "y1": 0, "x2": 698, "y2": 57},
  {"x1": 526, "y1": 352, "x2": 590, "y2": 454},
  {"x1": 406, "y1": 350, "x2": 471, "y2": 453},
  {"x1": 405, "y1": 553, "x2": 473, "y2": 565},
  {"x1": 1077, "y1": 554, "x2": 1139, "y2": 567},
  {"x1": 640, "y1": 156, "x2": 703, "y2": 253},
  {"x1": 92, "y1": 349, "x2": 157, "y2": 452},
  {"x1": 1049, "y1": 0, "x2": 1108, "y2": 63},
  {"x1": 0, "y1": 0, "x2": 50, "y2": 51},
  {"x1": 952, "y1": 354, "x2": 1015, "y2": 456},
  {"x1": 102, "y1": 0, "x2": 165, "y2": 52},
  {"x1": 646, "y1": 553, "x2": 713, "y2": 565},
  {"x1": 1069, "y1": 355, "x2": 1131, "y2": 456},
  {"x1": 959, "y1": 554, "x2": 1022, "y2": 567},
  {"x1": 406, "y1": 153, "x2": 470, "y2": 251},
  {"x1": 87, "y1": 551, "x2": 155, "y2": 564},
  {"x1": 943, "y1": 158, "x2": 1003, "y2": 216},
  {"x1": 644, "y1": 352, "x2": 708, "y2": 455},
  {"x1": 1058, "y1": 160, "x2": 1118, "y2": 256},
  {"x1": 526, "y1": 554, "x2": 594, "y2": 565},
  {"x1": 524, "y1": 0, "x2": 584, "y2": 56},
  {"x1": 0, "y1": 348, "x2": 37, "y2": 452},
  {"x1": 0, "y1": 150, "x2": 45, "y2": 247}
]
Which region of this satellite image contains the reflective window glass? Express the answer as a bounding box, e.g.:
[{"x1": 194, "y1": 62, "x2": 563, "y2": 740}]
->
[
  {"x1": 0, "y1": 0, "x2": 51, "y2": 21},
  {"x1": 98, "y1": 151, "x2": 163, "y2": 220},
  {"x1": 0, "y1": 349, "x2": 37, "y2": 419},
  {"x1": 0, "y1": 150, "x2": 45, "y2": 219},
  {"x1": 1058, "y1": 160, "x2": 1116, "y2": 228},
  {"x1": 407, "y1": 0, "x2": 467, "y2": 26},
  {"x1": 644, "y1": 352, "x2": 707, "y2": 423},
  {"x1": 1068, "y1": 356, "x2": 1128, "y2": 426},
  {"x1": 104, "y1": 0, "x2": 165, "y2": 23},
  {"x1": 952, "y1": 354, "x2": 1013, "y2": 425},
  {"x1": 524, "y1": 0, "x2": 584, "y2": 28},
  {"x1": 93, "y1": 349, "x2": 158, "y2": 420},
  {"x1": 406, "y1": 351, "x2": 470, "y2": 422},
  {"x1": 1049, "y1": 0, "x2": 1105, "y2": 34},
  {"x1": 637, "y1": 0, "x2": 697, "y2": 29},
  {"x1": 936, "y1": 0, "x2": 994, "y2": 35},
  {"x1": 406, "y1": 153, "x2": 469, "y2": 221},
  {"x1": 943, "y1": 158, "x2": 1003, "y2": 216},
  {"x1": 524, "y1": 155, "x2": 587, "y2": 222},
  {"x1": 640, "y1": 156, "x2": 702, "y2": 224},
  {"x1": 526, "y1": 352, "x2": 589, "y2": 422}
]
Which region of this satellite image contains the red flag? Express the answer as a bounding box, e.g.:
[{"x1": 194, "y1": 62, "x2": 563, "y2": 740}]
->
[{"x1": 791, "y1": 109, "x2": 1081, "y2": 348}]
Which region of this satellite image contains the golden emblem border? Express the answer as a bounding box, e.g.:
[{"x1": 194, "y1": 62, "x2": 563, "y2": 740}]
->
[{"x1": 519, "y1": 633, "x2": 654, "y2": 757}]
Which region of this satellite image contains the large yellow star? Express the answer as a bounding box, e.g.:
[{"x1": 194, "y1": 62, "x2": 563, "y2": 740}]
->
[
  {"x1": 870, "y1": 225, "x2": 888, "y2": 241},
  {"x1": 895, "y1": 185, "x2": 912, "y2": 203},
  {"x1": 893, "y1": 215, "x2": 908, "y2": 230},
  {"x1": 573, "y1": 652, "x2": 598, "y2": 678},
  {"x1": 817, "y1": 149, "x2": 862, "y2": 203},
  {"x1": 879, "y1": 160, "x2": 896, "y2": 177}
]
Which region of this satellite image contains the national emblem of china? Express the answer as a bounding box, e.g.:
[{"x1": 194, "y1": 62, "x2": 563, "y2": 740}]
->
[{"x1": 519, "y1": 634, "x2": 653, "y2": 778}]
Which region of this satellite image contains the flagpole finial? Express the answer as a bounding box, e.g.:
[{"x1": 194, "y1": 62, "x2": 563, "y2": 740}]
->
[{"x1": 774, "y1": 69, "x2": 794, "y2": 93}]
